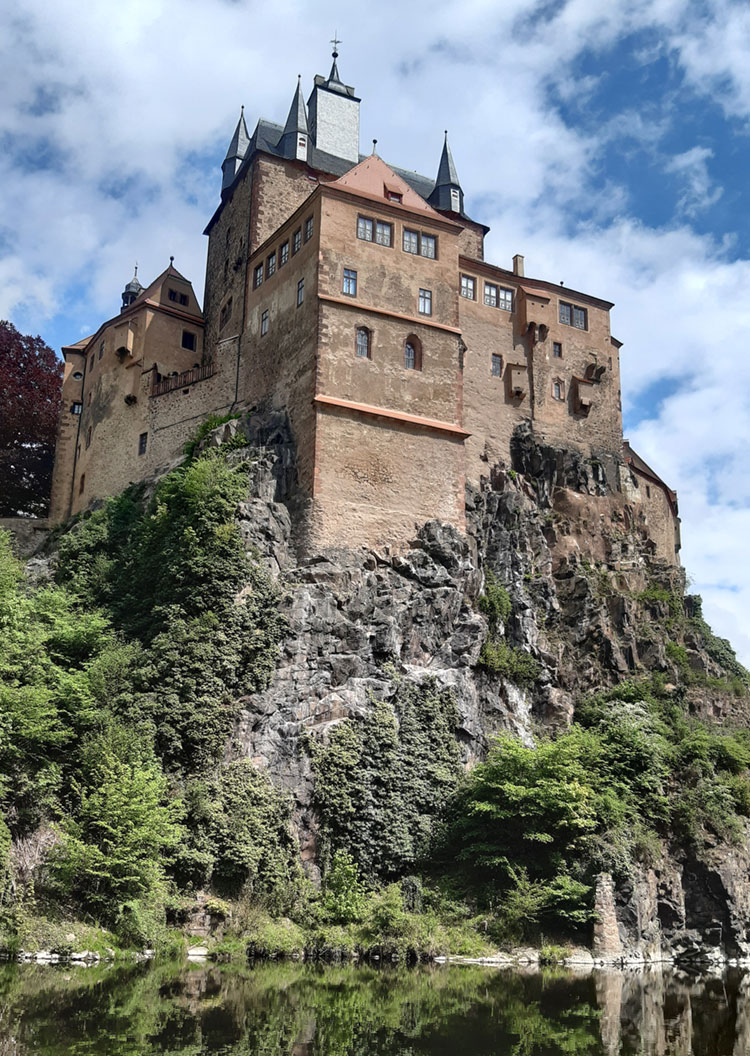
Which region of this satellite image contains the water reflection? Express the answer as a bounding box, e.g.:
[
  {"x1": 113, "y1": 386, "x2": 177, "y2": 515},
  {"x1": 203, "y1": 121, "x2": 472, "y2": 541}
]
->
[{"x1": 0, "y1": 959, "x2": 748, "y2": 1055}]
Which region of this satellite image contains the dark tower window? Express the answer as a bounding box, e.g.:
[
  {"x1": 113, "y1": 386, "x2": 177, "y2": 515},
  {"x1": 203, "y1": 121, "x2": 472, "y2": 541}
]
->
[
  {"x1": 138, "y1": 432, "x2": 148, "y2": 456},
  {"x1": 356, "y1": 327, "x2": 371, "y2": 358},
  {"x1": 404, "y1": 335, "x2": 423, "y2": 371},
  {"x1": 181, "y1": 330, "x2": 196, "y2": 351}
]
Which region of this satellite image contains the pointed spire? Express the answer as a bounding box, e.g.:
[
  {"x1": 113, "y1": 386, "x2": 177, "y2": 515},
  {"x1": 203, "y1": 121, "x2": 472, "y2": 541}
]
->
[
  {"x1": 222, "y1": 106, "x2": 250, "y2": 193},
  {"x1": 277, "y1": 75, "x2": 310, "y2": 161},
  {"x1": 328, "y1": 31, "x2": 343, "y2": 84},
  {"x1": 428, "y1": 131, "x2": 464, "y2": 215}
]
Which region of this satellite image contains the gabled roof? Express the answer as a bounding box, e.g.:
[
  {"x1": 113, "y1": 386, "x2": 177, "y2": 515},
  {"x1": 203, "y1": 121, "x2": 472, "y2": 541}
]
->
[
  {"x1": 623, "y1": 440, "x2": 678, "y2": 509},
  {"x1": 332, "y1": 154, "x2": 447, "y2": 221}
]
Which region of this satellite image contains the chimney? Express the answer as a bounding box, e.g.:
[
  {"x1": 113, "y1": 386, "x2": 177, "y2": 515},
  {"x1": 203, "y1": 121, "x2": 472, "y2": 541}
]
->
[{"x1": 513, "y1": 254, "x2": 525, "y2": 277}]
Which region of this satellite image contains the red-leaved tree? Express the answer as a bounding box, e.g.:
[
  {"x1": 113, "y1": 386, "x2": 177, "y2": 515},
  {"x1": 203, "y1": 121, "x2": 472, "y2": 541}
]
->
[{"x1": 0, "y1": 321, "x2": 63, "y2": 516}]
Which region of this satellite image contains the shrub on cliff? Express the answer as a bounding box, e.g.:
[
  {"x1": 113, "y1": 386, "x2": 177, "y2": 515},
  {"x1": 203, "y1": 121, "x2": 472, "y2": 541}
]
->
[
  {"x1": 308, "y1": 680, "x2": 462, "y2": 880},
  {"x1": 55, "y1": 448, "x2": 285, "y2": 773}
]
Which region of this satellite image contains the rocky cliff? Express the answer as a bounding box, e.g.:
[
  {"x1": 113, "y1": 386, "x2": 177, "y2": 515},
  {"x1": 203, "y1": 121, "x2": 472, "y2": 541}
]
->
[{"x1": 210, "y1": 412, "x2": 750, "y2": 964}]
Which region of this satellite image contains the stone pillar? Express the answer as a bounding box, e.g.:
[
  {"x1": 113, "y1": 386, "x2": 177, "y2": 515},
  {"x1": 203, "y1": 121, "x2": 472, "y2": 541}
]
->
[{"x1": 594, "y1": 872, "x2": 622, "y2": 958}]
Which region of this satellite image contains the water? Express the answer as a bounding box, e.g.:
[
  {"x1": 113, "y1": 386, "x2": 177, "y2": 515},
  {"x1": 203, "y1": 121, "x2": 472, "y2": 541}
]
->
[{"x1": 0, "y1": 959, "x2": 747, "y2": 1055}]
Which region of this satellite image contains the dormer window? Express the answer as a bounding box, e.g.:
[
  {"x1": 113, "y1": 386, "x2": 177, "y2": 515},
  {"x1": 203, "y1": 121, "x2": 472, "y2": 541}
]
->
[{"x1": 385, "y1": 189, "x2": 402, "y2": 203}]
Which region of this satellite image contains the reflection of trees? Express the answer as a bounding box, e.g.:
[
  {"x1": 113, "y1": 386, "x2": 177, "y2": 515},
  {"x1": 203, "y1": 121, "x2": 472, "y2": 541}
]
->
[
  {"x1": 4, "y1": 960, "x2": 750, "y2": 1055},
  {"x1": 1, "y1": 962, "x2": 604, "y2": 1056}
]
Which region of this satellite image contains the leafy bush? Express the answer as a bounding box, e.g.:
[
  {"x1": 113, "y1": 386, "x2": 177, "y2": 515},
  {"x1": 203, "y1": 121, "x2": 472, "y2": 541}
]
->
[
  {"x1": 479, "y1": 639, "x2": 542, "y2": 685},
  {"x1": 478, "y1": 571, "x2": 512, "y2": 632}
]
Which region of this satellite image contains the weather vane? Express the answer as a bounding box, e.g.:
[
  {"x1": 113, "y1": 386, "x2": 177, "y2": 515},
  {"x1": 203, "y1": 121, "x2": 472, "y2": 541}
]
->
[{"x1": 330, "y1": 31, "x2": 342, "y2": 58}]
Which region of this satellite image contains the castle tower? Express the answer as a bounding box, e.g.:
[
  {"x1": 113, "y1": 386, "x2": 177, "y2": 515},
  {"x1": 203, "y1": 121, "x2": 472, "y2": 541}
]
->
[
  {"x1": 307, "y1": 43, "x2": 360, "y2": 163},
  {"x1": 428, "y1": 132, "x2": 464, "y2": 216},
  {"x1": 277, "y1": 75, "x2": 310, "y2": 162},
  {"x1": 120, "y1": 265, "x2": 144, "y2": 311},
  {"x1": 221, "y1": 107, "x2": 250, "y2": 195}
]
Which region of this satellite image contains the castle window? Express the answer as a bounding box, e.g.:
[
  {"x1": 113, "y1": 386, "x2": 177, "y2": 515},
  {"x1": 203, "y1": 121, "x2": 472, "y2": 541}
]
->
[
  {"x1": 553, "y1": 342, "x2": 562, "y2": 358},
  {"x1": 280, "y1": 241, "x2": 289, "y2": 266},
  {"x1": 491, "y1": 353, "x2": 502, "y2": 377},
  {"x1": 461, "y1": 275, "x2": 475, "y2": 300},
  {"x1": 356, "y1": 327, "x2": 371, "y2": 358},
  {"x1": 292, "y1": 229, "x2": 301, "y2": 254},
  {"x1": 553, "y1": 379, "x2": 565, "y2": 400},
  {"x1": 403, "y1": 229, "x2": 419, "y2": 254},
  {"x1": 168, "y1": 288, "x2": 188, "y2": 306},
  {"x1": 343, "y1": 268, "x2": 357, "y2": 296},
  {"x1": 421, "y1": 234, "x2": 436, "y2": 259},
  {"x1": 404, "y1": 335, "x2": 422, "y2": 371},
  {"x1": 386, "y1": 189, "x2": 402, "y2": 203},
  {"x1": 261, "y1": 309, "x2": 269, "y2": 336},
  {"x1": 375, "y1": 221, "x2": 392, "y2": 246},
  {"x1": 138, "y1": 432, "x2": 148, "y2": 456},
  {"x1": 168, "y1": 289, "x2": 178, "y2": 302},
  {"x1": 646, "y1": 485, "x2": 651, "y2": 498},
  {"x1": 71, "y1": 401, "x2": 82, "y2": 415},
  {"x1": 73, "y1": 371, "x2": 83, "y2": 380},
  {"x1": 220, "y1": 297, "x2": 233, "y2": 330},
  {"x1": 499, "y1": 287, "x2": 513, "y2": 311},
  {"x1": 297, "y1": 278, "x2": 304, "y2": 307},
  {"x1": 253, "y1": 264, "x2": 263, "y2": 289},
  {"x1": 79, "y1": 473, "x2": 85, "y2": 494},
  {"x1": 86, "y1": 427, "x2": 92, "y2": 449},
  {"x1": 357, "y1": 216, "x2": 373, "y2": 241},
  {"x1": 267, "y1": 251, "x2": 276, "y2": 278},
  {"x1": 484, "y1": 283, "x2": 498, "y2": 307},
  {"x1": 181, "y1": 330, "x2": 196, "y2": 351},
  {"x1": 304, "y1": 216, "x2": 314, "y2": 242},
  {"x1": 98, "y1": 341, "x2": 104, "y2": 360},
  {"x1": 418, "y1": 288, "x2": 432, "y2": 315},
  {"x1": 559, "y1": 301, "x2": 588, "y2": 330}
]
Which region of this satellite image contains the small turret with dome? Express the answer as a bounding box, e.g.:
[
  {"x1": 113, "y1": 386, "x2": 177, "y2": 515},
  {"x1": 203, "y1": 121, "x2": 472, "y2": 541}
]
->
[{"x1": 121, "y1": 265, "x2": 144, "y2": 311}]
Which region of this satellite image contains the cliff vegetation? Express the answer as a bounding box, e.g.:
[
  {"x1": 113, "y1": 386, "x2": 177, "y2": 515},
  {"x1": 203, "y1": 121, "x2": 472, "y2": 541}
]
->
[{"x1": 2, "y1": 423, "x2": 750, "y2": 962}]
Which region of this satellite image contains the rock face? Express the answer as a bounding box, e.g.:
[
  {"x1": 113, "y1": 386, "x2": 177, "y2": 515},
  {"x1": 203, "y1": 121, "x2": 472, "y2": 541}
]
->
[{"x1": 211, "y1": 414, "x2": 750, "y2": 957}]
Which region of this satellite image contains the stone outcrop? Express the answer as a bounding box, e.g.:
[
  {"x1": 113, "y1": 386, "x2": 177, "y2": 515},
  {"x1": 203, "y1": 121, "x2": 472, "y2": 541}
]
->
[{"x1": 199, "y1": 414, "x2": 750, "y2": 953}]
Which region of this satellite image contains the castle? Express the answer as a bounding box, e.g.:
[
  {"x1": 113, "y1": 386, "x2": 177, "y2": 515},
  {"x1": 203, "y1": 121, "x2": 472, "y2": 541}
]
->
[{"x1": 49, "y1": 50, "x2": 680, "y2": 565}]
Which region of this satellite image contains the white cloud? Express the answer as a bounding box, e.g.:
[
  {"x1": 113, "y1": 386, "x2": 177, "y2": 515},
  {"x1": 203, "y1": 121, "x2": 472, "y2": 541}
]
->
[{"x1": 664, "y1": 146, "x2": 723, "y2": 216}]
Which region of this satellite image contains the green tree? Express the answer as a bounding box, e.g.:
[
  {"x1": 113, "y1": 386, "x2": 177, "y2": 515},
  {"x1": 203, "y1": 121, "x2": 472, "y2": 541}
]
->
[{"x1": 51, "y1": 728, "x2": 182, "y2": 936}]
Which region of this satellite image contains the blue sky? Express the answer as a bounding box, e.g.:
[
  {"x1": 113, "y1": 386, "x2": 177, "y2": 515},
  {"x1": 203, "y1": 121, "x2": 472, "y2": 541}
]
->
[{"x1": 2, "y1": 0, "x2": 750, "y2": 660}]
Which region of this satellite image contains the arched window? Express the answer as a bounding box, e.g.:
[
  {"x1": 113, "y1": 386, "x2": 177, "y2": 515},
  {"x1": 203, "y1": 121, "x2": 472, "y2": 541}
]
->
[
  {"x1": 356, "y1": 327, "x2": 371, "y2": 358},
  {"x1": 553, "y1": 379, "x2": 565, "y2": 401},
  {"x1": 404, "y1": 335, "x2": 422, "y2": 371}
]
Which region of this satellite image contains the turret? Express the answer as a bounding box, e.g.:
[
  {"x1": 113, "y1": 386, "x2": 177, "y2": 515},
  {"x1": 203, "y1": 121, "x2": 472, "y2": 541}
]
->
[
  {"x1": 307, "y1": 42, "x2": 360, "y2": 163},
  {"x1": 121, "y1": 265, "x2": 144, "y2": 311},
  {"x1": 428, "y1": 132, "x2": 464, "y2": 215},
  {"x1": 221, "y1": 106, "x2": 250, "y2": 194},
  {"x1": 277, "y1": 76, "x2": 310, "y2": 162}
]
